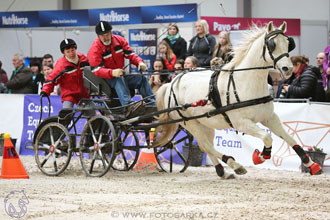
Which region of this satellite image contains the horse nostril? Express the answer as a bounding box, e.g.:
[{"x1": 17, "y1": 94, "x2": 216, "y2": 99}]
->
[{"x1": 282, "y1": 66, "x2": 288, "y2": 72}]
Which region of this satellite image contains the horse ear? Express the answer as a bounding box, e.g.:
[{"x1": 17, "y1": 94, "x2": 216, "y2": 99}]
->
[
  {"x1": 279, "y1": 21, "x2": 287, "y2": 33},
  {"x1": 267, "y1": 21, "x2": 274, "y2": 33}
]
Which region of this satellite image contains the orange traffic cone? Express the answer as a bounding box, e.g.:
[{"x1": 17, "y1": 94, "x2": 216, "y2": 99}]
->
[
  {"x1": 134, "y1": 129, "x2": 158, "y2": 170},
  {"x1": 0, "y1": 133, "x2": 29, "y2": 179}
]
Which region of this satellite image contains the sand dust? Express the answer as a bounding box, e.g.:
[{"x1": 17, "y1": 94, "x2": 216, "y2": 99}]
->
[{"x1": 0, "y1": 155, "x2": 330, "y2": 220}]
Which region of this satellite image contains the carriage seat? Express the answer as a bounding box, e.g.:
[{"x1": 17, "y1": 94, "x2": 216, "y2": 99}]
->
[{"x1": 83, "y1": 67, "x2": 135, "y2": 107}]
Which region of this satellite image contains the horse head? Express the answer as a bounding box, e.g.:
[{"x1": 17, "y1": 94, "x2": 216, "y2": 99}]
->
[{"x1": 263, "y1": 21, "x2": 294, "y2": 79}]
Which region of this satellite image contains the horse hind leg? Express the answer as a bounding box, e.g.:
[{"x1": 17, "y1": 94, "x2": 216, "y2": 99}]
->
[
  {"x1": 182, "y1": 120, "x2": 247, "y2": 178},
  {"x1": 261, "y1": 113, "x2": 322, "y2": 175}
]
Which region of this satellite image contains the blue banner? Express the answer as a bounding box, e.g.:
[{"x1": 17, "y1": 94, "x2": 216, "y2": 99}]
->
[
  {"x1": 88, "y1": 7, "x2": 141, "y2": 25},
  {"x1": 20, "y1": 95, "x2": 62, "y2": 155},
  {"x1": 0, "y1": 11, "x2": 39, "y2": 28},
  {"x1": 141, "y1": 4, "x2": 197, "y2": 23},
  {"x1": 129, "y1": 28, "x2": 157, "y2": 72},
  {"x1": 39, "y1": 10, "x2": 89, "y2": 27}
]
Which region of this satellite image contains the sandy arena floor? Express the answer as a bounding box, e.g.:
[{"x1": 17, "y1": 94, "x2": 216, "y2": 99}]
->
[{"x1": 0, "y1": 155, "x2": 330, "y2": 220}]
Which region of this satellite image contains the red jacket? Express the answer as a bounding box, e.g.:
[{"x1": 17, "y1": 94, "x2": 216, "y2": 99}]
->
[
  {"x1": 88, "y1": 35, "x2": 143, "y2": 79},
  {"x1": 42, "y1": 52, "x2": 89, "y2": 104},
  {"x1": 164, "y1": 54, "x2": 177, "y2": 70}
]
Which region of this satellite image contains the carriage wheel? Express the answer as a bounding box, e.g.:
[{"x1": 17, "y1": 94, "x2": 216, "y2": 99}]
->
[
  {"x1": 112, "y1": 129, "x2": 140, "y2": 171},
  {"x1": 79, "y1": 115, "x2": 116, "y2": 177},
  {"x1": 154, "y1": 126, "x2": 193, "y2": 173},
  {"x1": 34, "y1": 122, "x2": 72, "y2": 176}
]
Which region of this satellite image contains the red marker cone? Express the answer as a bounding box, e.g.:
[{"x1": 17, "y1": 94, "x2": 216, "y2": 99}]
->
[{"x1": 0, "y1": 133, "x2": 29, "y2": 179}]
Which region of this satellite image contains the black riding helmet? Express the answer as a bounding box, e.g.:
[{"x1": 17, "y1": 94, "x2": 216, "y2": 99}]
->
[
  {"x1": 95, "y1": 21, "x2": 112, "y2": 35},
  {"x1": 60, "y1": 38, "x2": 77, "y2": 53}
]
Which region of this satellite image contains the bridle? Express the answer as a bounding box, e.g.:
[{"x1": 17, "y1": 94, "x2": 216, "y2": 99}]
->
[{"x1": 262, "y1": 29, "x2": 296, "y2": 68}]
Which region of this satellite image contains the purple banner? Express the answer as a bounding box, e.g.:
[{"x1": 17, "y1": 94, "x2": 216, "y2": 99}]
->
[{"x1": 20, "y1": 95, "x2": 62, "y2": 155}]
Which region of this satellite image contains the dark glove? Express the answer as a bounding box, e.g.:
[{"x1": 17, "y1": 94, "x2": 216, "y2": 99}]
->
[{"x1": 40, "y1": 91, "x2": 48, "y2": 97}]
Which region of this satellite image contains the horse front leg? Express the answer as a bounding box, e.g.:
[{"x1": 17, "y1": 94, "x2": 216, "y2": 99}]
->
[
  {"x1": 234, "y1": 118, "x2": 273, "y2": 165},
  {"x1": 261, "y1": 113, "x2": 322, "y2": 175}
]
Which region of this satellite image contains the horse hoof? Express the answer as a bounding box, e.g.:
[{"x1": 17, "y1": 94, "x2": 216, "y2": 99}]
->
[
  {"x1": 309, "y1": 163, "x2": 322, "y2": 175},
  {"x1": 252, "y1": 149, "x2": 265, "y2": 165},
  {"x1": 221, "y1": 173, "x2": 236, "y2": 180},
  {"x1": 234, "y1": 166, "x2": 247, "y2": 175}
]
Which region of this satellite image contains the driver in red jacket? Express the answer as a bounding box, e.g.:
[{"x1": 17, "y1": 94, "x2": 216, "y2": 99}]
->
[
  {"x1": 88, "y1": 21, "x2": 155, "y2": 108},
  {"x1": 41, "y1": 39, "x2": 89, "y2": 108}
]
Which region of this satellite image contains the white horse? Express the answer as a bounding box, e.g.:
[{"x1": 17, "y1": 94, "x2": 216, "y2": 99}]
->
[{"x1": 153, "y1": 21, "x2": 322, "y2": 179}]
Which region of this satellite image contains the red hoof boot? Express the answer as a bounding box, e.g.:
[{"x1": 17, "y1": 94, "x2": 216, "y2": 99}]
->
[
  {"x1": 309, "y1": 163, "x2": 322, "y2": 175},
  {"x1": 252, "y1": 149, "x2": 264, "y2": 165},
  {"x1": 252, "y1": 149, "x2": 271, "y2": 165}
]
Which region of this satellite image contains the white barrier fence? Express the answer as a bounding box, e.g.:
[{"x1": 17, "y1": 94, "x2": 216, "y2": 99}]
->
[{"x1": 0, "y1": 94, "x2": 329, "y2": 172}]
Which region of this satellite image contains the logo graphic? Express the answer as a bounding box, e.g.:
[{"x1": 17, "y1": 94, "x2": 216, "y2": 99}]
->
[{"x1": 4, "y1": 190, "x2": 29, "y2": 218}]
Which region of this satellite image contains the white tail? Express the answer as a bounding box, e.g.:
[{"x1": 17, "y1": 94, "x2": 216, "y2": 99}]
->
[{"x1": 153, "y1": 84, "x2": 178, "y2": 147}]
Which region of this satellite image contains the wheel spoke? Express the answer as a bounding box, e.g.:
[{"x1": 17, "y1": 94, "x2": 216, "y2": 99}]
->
[
  {"x1": 40, "y1": 152, "x2": 52, "y2": 167},
  {"x1": 174, "y1": 146, "x2": 187, "y2": 163}
]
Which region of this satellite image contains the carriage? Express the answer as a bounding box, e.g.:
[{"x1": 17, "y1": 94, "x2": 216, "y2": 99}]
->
[
  {"x1": 30, "y1": 21, "x2": 323, "y2": 179},
  {"x1": 31, "y1": 67, "x2": 195, "y2": 177}
]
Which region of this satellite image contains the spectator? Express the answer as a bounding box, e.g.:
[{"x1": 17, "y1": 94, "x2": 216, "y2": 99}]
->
[
  {"x1": 5, "y1": 53, "x2": 33, "y2": 94},
  {"x1": 0, "y1": 61, "x2": 8, "y2": 83},
  {"x1": 172, "y1": 59, "x2": 185, "y2": 80},
  {"x1": 29, "y1": 58, "x2": 44, "y2": 94},
  {"x1": 213, "y1": 31, "x2": 233, "y2": 63},
  {"x1": 41, "y1": 39, "x2": 89, "y2": 108},
  {"x1": 41, "y1": 63, "x2": 58, "y2": 95},
  {"x1": 88, "y1": 21, "x2": 155, "y2": 108},
  {"x1": 162, "y1": 23, "x2": 187, "y2": 60},
  {"x1": 42, "y1": 54, "x2": 54, "y2": 66},
  {"x1": 0, "y1": 60, "x2": 8, "y2": 93},
  {"x1": 150, "y1": 57, "x2": 168, "y2": 93},
  {"x1": 302, "y1": 55, "x2": 309, "y2": 65},
  {"x1": 316, "y1": 52, "x2": 325, "y2": 74},
  {"x1": 187, "y1": 19, "x2": 216, "y2": 67},
  {"x1": 283, "y1": 55, "x2": 324, "y2": 101},
  {"x1": 184, "y1": 56, "x2": 199, "y2": 69},
  {"x1": 158, "y1": 40, "x2": 177, "y2": 70}
]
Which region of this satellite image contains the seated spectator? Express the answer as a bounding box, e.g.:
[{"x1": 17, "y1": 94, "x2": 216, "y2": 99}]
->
[
  {"x1": 5, "y1": 53, "x2": 33, "y2": 94},
  {"x1": 0, "y1": 61, "x2": 8, "y2": 93},
  {"x1": 302, "y1": 55, "x2": 309, "y2": 65},
  {"x1": 158, "y1": 40, "x2": 177, "y2": 70},
  {"x1": 0, "y1": 61, "x2": 8, "y2": 83},
  {"x1": 187, "y1": 19, "x2": 216, "y2": 67},
  {"x1": 162, "y1": 23, "x2": 187, "y2": 60},
  {"x1": 171, "y1": 59, "x2": 185, "y2": 80},
  {"x1": 184, "y1": 56, "x2": 199, "y2": 69},
  {"x1": 41, "y1": 63, "x2": 58, "y2": 95},
  {"x1": 283, "y1": 55, "x2": 324, "y2": 101},
  {"x1": 316, "y1": 52, "x2": 325, "y2": 74},
  {"x1": 150, "y1": 57, "x2": 168, "y2": 93},
  {"x1": 213, "y1": 31, "x2": 233, "y2": 63},
  {"x1": 29, "y1": 58, "x2": 44, "y2": 94}
]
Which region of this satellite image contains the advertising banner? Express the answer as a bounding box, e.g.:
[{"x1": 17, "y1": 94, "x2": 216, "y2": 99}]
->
[
  {"x1": 202, "y1": 16, "x2": 301, "y2": 36},
  {"x1": 141, "y1": 4, "x2": 197, "y2": 23},
  {"x1": 212, "y1": 103, "x2": 330, "y2": 171},
  {"x1": 88, "y1": 7, "x2": 141, "y2": 25},
  {"x1": 39, "y1": 10, "x2": 89, "y2": 27},
  {"x1": 19, "y1": 95, "x2": 62, "y2": 155},
  {"x1": 0, "y1": 11, "x2": 39, "y2": 28},
  {"x1": 129, "y1": 28, "x2": 158, "y2": 72}
]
